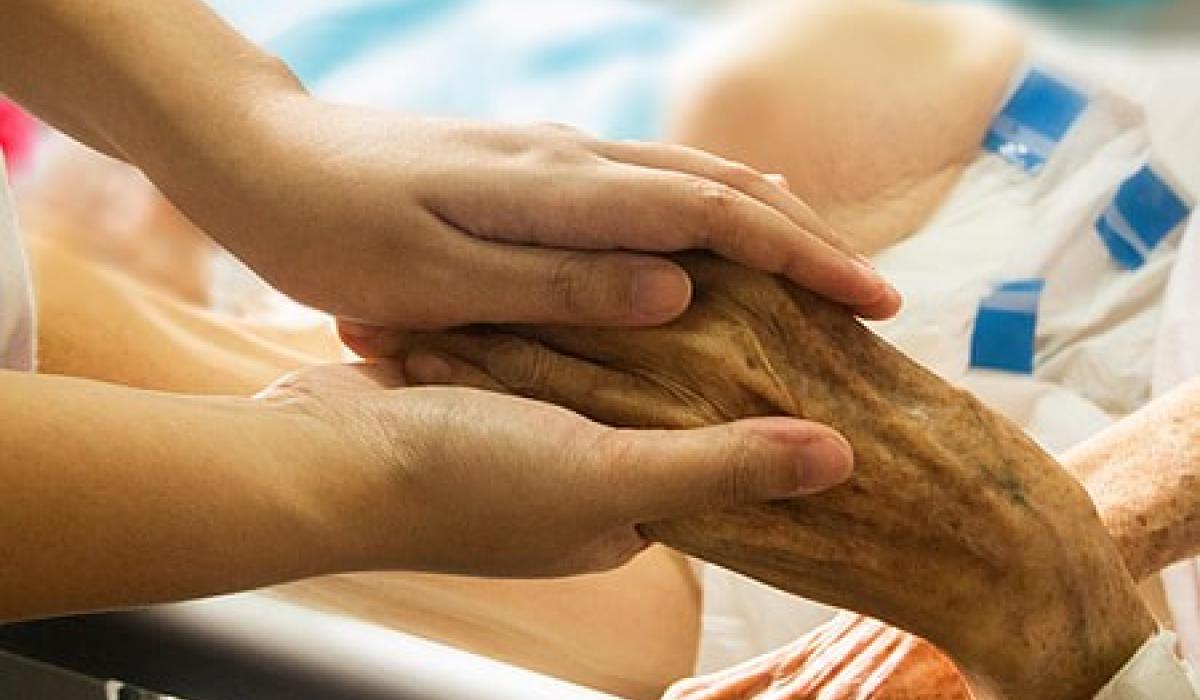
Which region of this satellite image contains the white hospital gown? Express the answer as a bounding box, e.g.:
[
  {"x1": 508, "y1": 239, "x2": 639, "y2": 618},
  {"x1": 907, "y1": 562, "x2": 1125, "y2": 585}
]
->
[
  {"x1": 1159, "y1": 216, "x2": 1200, "y2": 670},
  {"x1": 0, "y1": 155, "x2": 35, "y2": 372}
]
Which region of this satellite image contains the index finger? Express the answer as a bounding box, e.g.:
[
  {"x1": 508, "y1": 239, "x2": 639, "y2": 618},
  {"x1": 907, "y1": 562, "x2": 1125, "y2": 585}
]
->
[
  {"x1": 598, "y1": 164, "x2": 900, "y2": 319},
  {"x1": 595, "y1": 141, "x2": 856, "y2": 256}
]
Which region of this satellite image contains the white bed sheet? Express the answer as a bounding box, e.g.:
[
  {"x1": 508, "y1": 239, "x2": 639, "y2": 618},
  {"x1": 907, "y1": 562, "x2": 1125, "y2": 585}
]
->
[{"x1": 697, "y1": 26, "x2": 1200, "y2": 672}]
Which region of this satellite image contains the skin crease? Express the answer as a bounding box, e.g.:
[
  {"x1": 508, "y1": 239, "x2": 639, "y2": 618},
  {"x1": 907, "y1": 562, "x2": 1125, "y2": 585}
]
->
[
  {"x1": 659, "y1": 378, "x2": 1200, "y2": 700},
  {"x1": 6, "y1": 240, "x2": 859, "y2": 626},
  {"x1": 25, "y1": 236, "x2": 702, "y2": 700},
  {"x1": 2, "y1": 0, "x2": 911, "y2": 645},
  {"x1": 351, "y1": 0, "x2": 1024, "y2": 347},
  {"x1": 14, "y1": 0, "x2": 1006, "y2": 686},
  {"x1": 380, "y1": 253, "x2": 1156, "y2": 700},
  {"x1": 7, "y1": 1, "x2": 1171, "y2": 696},
  {"x1": 34, "y1": 230, "x2": 1198, "y2": 700},
  {"x1": 1, "y1": 0, "x2": 897, "y2": 330}
]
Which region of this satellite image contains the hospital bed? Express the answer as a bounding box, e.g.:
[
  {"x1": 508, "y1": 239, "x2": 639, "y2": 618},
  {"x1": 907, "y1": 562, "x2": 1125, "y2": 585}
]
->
[
  {"x1": 3, "y1": 3, "x2": 1197, "y2": 697},
  {"x1": 0, "y1": 593, "x2": 619, "y2": 700}
]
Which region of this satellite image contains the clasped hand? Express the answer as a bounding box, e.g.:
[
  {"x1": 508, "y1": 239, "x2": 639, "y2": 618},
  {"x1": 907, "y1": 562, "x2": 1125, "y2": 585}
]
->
[{"x1": 212, "y1": 92, "x2": 900, "y2": 579}]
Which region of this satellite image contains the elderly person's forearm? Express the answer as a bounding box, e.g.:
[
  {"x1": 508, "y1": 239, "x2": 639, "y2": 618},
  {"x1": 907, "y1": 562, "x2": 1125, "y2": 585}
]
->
[
  {"x1": 391, "y1": 253, "x2": 1157, "y2": 700},
  {"x1": 1066, "y1": 377, "x2": 1200, "y2": 583},
  {"x1": 665, "y1": 377, "x2": 1200, "y2": 700}
]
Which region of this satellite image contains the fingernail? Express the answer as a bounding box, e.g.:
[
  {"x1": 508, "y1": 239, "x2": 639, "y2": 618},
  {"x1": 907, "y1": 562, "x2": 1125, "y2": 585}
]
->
[
  {"x1": 766, "y1": 173, "x2": 790, "y2": 189},
  {"x1": 882, "y1": 284, "x2": 903, "y2": 312},
  {"x1": 341, "y1": 323, "x2": 383, "y2": 341},
  {"x1": 404, "y1": 352, "x2": 452, "y2": 383},
  {"x1": 793, "y1": 435, "x2": 854, "y2": 494},
  {"x1": 852, "y1": 255, "x2": 900, "y2": 307},
  {"x1": 852, "y1": 254, "x2": 886, "y2": 288},
  {"x1": 632, "y1": 264, "x2": 691, "y2": 320}
]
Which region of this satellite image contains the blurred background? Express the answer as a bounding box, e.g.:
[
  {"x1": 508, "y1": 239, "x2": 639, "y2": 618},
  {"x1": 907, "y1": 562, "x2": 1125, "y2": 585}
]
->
[{"x1": 1, "y1": 1, "x2": 1199, "y2": 699}]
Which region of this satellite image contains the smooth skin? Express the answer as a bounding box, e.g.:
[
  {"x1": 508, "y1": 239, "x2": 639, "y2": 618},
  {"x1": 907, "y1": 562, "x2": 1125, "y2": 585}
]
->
[
  {"x1": 28, "y1": 235, "x2": 703, "y2": 697},
  {"x1": 0, "y1": 0, "x2": 896, "y2": 621},
  {"x1": 0, "y1": 1, "x2": 897, "y2": 328}
]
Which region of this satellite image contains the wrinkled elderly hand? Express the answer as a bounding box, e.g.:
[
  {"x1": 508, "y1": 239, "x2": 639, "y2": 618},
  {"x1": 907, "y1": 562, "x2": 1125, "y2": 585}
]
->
[
  {"x1": 663, "y1": 613, "x2": 968, "y2": 700},
  {"x1": 255, "y1": 361, "x2": 853, "y2": 578},
  {"x1": 661, "y1": 376, "x2": 1200, "y2": 700},
  {"x1": 379, "y1": 254, "x2": 1153, "y2": 700}
]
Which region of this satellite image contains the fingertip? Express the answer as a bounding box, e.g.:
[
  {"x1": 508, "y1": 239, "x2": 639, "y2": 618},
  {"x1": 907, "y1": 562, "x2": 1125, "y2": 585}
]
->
[
  {"x1": 519, "y1": 250, "x2": 693, "y2": 328},
  {"x1": 854, "y1": 282, "x2": 903, "y2": 320},
  {"x1": 833, "y1": 254, "x2": 901, "y2": 320},
  {"x1": 793, "y1": 434, "x2": 853, "y2": 494},
  {"x1": 403, "y1": 349, "x2": 508, "y2": 392},
  {"x1": 404, "y1": 351, "x2": 453, "y2": 384},
  {"x1": 630, "y1": 259, "x2": 693, "y2": 325},
  {"x1": 338, "y1": 321, "x2": 387, "y2": 358},
  {"x1": 741, "y1": 417, "x2": 854, "y2": 495}
]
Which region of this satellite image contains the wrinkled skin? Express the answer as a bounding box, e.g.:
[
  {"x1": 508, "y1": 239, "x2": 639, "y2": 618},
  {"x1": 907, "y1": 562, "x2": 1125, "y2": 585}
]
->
[
  {"x1": 659, "y1": 377, "x2": 1200, "y2": 700},
  {"x1": 391, "y1": 253, "x2": 1155, "y2": 700}
]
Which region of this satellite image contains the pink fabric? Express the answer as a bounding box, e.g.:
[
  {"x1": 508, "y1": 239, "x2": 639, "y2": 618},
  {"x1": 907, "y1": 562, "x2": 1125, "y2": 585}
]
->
[{"x1": 0, "y1": 99, "x2": 37, "y2": 175}]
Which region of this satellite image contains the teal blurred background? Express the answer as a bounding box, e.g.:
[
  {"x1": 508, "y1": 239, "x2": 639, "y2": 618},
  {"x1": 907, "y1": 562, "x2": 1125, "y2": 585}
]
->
[{"x1": 995, "y1": 0, "x2": 1200, "y2": 37}]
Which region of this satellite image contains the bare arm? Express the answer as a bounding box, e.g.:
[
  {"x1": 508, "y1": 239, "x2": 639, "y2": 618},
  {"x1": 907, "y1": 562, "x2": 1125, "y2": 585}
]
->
[
  {"x1": 1065, "y1": 376, "x2": 1200, "y2": 583},
  {"x1": 1, "y1": 0, "x2": 896, "y2": 330},
  {"x1": 661, "y1": 378, "x2": 1200, "y2": 700},
  {"x1": 25, "y1": 236, "x2": 700, "y2": 699},
  {"x1": 0, "y1": 0, "x2": 295, "y2": 165},
  {"x1": 0, "y1": 370, "x2": 350, "y2": 621},
  {"x1": 29, "y1": 235, "x2": 333, "y2": 396}
]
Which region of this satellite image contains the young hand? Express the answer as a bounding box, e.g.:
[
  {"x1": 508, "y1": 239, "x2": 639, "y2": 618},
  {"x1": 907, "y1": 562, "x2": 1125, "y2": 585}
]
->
[{"x1": 258, "y1": 362, "x2": 853, "y2": 578}]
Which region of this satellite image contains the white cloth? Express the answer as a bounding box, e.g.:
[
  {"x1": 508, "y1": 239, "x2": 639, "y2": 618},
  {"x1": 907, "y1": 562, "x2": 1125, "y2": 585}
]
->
[
  {"x1": 0, "y1": 154, "x2": 35, "y2": 372},
  {"x1": 693, "y1": 561, "x2": 836, "y2": 674},
  {"x1": 695, "y1": 44, "x2": 1192, "y2": 673},
  {"x1": 1094, "y1": 633, "x2": 1199, "y2": 700},
  {"x1": 873, "y1": 54, "x2": 1178, "y2": 448},
  {"x1": 1158, "y1": 215, "x2": 1200, "y2": 669}
]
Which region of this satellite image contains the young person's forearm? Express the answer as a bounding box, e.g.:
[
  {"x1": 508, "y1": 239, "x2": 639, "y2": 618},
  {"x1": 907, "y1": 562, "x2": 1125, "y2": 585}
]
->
[
  {"x1": 29, "y1": 235, "x2": 333, "y2": 397},
  {"x1": 0, "y1": 0, "x2": 301, "y2": 164},
  {"x1": 0, "y1": 370, "x2": 348, "y2": 622}
]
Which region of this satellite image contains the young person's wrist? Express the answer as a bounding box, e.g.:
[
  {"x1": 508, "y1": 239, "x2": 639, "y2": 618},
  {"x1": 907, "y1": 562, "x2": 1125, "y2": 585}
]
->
[{"x1": 251, "y1": 386, "x2": 420, "y2": 576}]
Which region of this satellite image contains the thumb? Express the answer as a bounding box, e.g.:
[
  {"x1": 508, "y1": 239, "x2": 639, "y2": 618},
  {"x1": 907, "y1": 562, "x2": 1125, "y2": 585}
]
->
[{"x1": 601, "y1": 417, "x2": 853, "y2": 524}]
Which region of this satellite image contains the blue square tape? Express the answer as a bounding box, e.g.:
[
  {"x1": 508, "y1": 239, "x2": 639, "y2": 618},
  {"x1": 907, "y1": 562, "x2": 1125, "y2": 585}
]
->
[
  {"x1": 969, "y1": 279, "x2": 1046, "y2": 375},
  {"x1": 1095, "y1": 165, "x2": 1191, "y2": 270},
  {"x1": 983, "y1": 68, "x2": 1087, "y2": 174}
]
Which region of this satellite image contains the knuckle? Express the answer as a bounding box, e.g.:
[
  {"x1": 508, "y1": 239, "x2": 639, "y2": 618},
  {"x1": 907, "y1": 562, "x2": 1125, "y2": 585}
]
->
[
  {"x1": 485, "y1": 337, "x2": 549, "y2": 391},
  {"x1": 547, "y1": 252, "x2": 629, "y2": 320},
  {"x1": 548, "y1": 253, "x2": 587, "y2": 316},
  {"x1": 714, "y1": 431, "x2": 773, "y2": 506},
  {"x1": 585, "y1": 427, "x2": 647, "y2": 495},
  {"x1": 688, "y1": 178, "x2": 743, "y2": 242},
  {"x1": 525, "y1": 122, "x2": 593, "y2": 165},
  {"x1": 532, "y1": 120, "x2": 582, "y2": 137},
  {"x1": 591, "y1": 426, "x2": 639, "y2": 471},
  {"x1": 717, "y1": 160, "x2": 765, "y2": 191}
]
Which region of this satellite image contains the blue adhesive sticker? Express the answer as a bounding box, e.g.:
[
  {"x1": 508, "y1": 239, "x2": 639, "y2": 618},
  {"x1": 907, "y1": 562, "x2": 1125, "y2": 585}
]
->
[
  {"x1": 1095, "y1": 165, "x2": 1192, "y2": 270},
  {"x1": 969, "y1": 279, "x2": 1046, "y2": 375},
  {"x1": 983, "y1": 69, "x2": 1087, "y2": 173}
]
